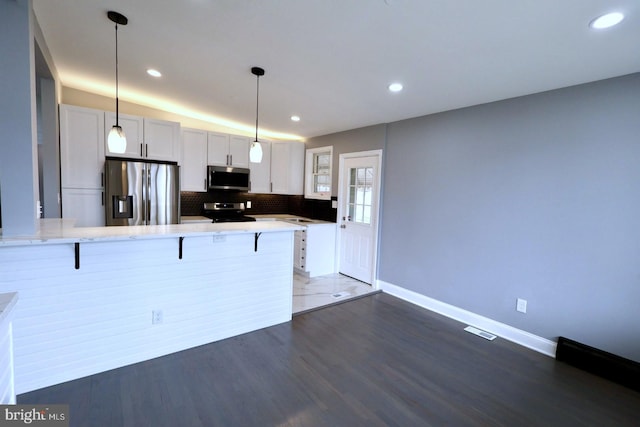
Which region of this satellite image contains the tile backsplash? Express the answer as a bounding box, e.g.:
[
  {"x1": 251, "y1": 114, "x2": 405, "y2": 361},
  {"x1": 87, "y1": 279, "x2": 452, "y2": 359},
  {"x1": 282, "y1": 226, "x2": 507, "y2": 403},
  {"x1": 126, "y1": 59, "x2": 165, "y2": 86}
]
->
[{"x1": 181, "y1": 191, "x2": 337, "y2": 222}]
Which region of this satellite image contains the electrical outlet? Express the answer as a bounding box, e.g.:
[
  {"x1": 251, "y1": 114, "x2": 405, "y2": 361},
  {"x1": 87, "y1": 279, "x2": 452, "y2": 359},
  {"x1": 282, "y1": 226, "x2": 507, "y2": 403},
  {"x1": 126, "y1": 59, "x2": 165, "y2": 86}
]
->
[
  {"x1": 516, "y1": 298, "x2": 527, "y2": 314},
  {"x1": 212, "y1": 235, "x2": 226, "y2": 243},
  {"x1": 152, "y1": 310, "x2": 163, "y2": 324},
  {"x1": 247, "y1": 201, "x2": 252, "y2": 209}
]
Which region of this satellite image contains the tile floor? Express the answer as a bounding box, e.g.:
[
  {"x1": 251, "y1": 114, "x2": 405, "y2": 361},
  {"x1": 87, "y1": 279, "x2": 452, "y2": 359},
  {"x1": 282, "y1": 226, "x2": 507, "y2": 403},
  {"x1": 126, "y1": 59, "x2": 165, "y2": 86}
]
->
[{"x1": 292, "y1": 273, "x2": 378, "y2": 314}]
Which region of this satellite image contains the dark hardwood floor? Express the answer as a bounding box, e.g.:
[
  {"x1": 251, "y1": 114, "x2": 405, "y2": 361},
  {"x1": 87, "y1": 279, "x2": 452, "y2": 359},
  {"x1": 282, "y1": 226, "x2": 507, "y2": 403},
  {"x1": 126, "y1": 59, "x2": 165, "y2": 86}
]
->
[{"x1": 19, "y1": 293, "x2": 640, "y2": 426}]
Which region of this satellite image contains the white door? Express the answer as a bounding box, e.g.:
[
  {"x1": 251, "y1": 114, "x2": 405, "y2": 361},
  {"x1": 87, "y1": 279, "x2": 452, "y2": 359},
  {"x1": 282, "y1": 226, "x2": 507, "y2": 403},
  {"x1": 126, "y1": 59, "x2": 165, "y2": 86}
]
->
[{"x1": 338, "y1": 152, "x2": 382, "y2": 284}]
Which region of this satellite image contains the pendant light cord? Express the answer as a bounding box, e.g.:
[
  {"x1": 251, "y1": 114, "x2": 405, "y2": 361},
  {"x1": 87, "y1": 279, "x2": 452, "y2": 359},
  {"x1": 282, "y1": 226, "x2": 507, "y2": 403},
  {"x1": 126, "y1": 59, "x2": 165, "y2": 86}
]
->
[
  {"x1": 255, "y1": 74, "x2": 260, "y2": 142},
  {"x1": 114, "y1": 22, "x2": 120, "y2": 127}
]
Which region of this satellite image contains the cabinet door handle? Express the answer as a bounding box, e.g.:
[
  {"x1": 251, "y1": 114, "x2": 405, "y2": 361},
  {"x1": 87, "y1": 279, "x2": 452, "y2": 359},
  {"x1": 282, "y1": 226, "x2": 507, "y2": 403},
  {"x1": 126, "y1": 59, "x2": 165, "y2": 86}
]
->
[
  {"x1": 140, "y1": 143, "x2": 143, "y2": 157},
  {"x1": 145, "y1": 144, "x2": 149, "y2": 157},
  {"x1": 204, "y1": 179, "x2": 207, "y2": 191},
  {"x1": 270, "y1": 182, "x2": 273, "y2": 193},
  {"x1": 101, "y1": 191, "x2": 104, "y2": 206},
  {"x1": 101, "y1": 172, "x2": 104, "y2": 187},
  {"x1": 229, "y1": 154, "x2": 233, "y2": 165}
]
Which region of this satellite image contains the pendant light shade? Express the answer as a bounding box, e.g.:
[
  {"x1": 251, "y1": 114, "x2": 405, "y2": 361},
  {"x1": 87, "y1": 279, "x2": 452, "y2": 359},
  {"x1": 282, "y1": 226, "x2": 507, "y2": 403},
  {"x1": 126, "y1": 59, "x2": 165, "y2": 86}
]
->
[
  {"x1": 249, "y1": 140, "x2": 263, "y2": 163},
  {"x1": 250, "y1": 66, "x2": 265, "y2": 163},
  {"x1": 107, "y1": 125, "x2": 127, "y2": 153},
  {"x1": 107, "y1": 11, "x2": 128, "y2": 154}
]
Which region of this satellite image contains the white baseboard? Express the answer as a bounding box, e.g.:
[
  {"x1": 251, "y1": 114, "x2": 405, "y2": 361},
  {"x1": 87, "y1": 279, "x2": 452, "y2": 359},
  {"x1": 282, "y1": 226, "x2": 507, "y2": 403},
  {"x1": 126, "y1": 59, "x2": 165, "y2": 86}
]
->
[{"x1": 377, "y1": 280, "x2": 557, "y2": 358}]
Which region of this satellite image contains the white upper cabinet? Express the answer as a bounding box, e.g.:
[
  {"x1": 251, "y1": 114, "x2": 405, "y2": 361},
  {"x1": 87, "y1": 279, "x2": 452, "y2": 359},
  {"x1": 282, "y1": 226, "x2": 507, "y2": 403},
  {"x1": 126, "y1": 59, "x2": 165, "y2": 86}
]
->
[
  {"x1": 271, "y1": 141, "x2": 304, "y2": 195},
  {"x1": 249, "y1": 141, "x2": 271, "y2": 193},
  {"x1": 229, "y1": 135, "x2": 250, "y2": 168},
  {"x1": 60, "y1": 104, "x2": 105, "y2": 189},
  {"x1": 105, "y1": 114, "x2": 180, "y2": 162},
  {"x1": 104, "y1": 112, "x2": 144, "y2": 159},
  {"x1": 207, "y1": 131, "x2": 230, "y2": 166},
  {"x1": 207, "y1": 132, "x2": 249, "y2": 167},
  {"x1": 143, "y1": 118, "x2": 181, "y2": 162},
  {"x1": 59, "y1": 104, "x2": 106, "y2": 227},
  {"x1": 181, "y1": 128, "x2": 208, "y2": 192}
]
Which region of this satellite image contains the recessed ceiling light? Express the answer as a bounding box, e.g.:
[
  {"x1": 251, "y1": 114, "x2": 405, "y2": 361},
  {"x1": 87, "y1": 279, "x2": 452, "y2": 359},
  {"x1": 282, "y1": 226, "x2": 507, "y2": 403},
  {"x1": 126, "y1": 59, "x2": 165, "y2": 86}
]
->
[
  {"x1": 291, "y1": 115, "x2": 301, "y2": 122},
  {"x1": 146, "y1": 69, "x2": 162, "y2": 77},
  {"x1": 388, "y1": 83, "x2": 403, "y2": 92},
  {"x1": 589, "y1": 12, "x2": 624, "y2": 29}
]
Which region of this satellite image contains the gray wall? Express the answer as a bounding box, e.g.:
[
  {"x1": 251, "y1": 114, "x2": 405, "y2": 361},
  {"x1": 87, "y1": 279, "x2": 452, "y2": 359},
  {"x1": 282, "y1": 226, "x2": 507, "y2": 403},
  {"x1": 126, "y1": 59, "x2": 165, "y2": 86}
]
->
[
  {"x1": 306, "y1": 124, "x2": 386, "y2": 196},
  {"x1": 0, "y1": 0, "x2": 39, "y2": 235},
  {"x1": 380, "y1": 73, "x2": 640, "y2": 362}
]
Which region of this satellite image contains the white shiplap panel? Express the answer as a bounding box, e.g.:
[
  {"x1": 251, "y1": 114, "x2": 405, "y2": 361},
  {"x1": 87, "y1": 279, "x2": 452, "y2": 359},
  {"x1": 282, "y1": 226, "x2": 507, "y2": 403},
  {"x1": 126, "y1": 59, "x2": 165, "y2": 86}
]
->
[
  {"x1": 0, "y1": 231, "x2": 295, "y2": 394},
  {"x1": 0, "y1": 322, "x2": 14, "y2": 404}
]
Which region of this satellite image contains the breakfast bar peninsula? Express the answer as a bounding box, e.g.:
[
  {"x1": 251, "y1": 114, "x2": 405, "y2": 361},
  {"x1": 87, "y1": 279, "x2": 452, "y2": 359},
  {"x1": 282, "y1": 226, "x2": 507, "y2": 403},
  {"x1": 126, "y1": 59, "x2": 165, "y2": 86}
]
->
[{"x1": 0, "y1": 219, "x2": 301, "y2": 394}]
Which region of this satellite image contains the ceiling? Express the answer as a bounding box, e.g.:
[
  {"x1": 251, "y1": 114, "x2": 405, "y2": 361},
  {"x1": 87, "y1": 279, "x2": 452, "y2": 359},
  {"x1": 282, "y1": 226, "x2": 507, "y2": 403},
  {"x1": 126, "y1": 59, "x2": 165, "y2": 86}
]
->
[{"x1": 32, "y1": 0, "x2": 640, "y2": 140}]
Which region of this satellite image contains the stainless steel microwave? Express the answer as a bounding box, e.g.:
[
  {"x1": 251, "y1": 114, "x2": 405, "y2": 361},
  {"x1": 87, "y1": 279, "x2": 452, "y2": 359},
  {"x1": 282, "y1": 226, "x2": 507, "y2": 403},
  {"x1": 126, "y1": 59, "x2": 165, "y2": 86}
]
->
[{"x1": 207, "y1": 165, "x2": 250, "y2": 191}]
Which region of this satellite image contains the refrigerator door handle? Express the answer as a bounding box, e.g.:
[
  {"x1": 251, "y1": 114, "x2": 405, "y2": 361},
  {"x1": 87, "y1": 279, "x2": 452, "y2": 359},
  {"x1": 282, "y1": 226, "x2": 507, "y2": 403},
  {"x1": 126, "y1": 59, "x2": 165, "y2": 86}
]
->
[
  {"x1": 141, "y1": 167, "x2": 147, "y2": 225},
  {"x1": 146, "y1": 165, "x2": 152, "y2": 224}
]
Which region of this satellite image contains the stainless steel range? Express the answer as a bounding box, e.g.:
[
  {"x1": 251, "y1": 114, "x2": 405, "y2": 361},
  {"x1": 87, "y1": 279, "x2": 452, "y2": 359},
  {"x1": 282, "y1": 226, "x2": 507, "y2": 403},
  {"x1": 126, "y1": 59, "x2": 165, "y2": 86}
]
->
[{"x1": 202, "y1": 202, "x2": 257, "y2": 223}]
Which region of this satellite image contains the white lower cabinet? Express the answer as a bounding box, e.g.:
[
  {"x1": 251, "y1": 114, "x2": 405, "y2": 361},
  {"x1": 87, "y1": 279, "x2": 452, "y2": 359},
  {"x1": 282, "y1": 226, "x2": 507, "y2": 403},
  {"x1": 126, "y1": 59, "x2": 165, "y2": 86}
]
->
[
  {"x1": 61, "y1": 188, "x2": 105, "y2": 227},
  {"x1": 294, "y1": 229, "x2": 307, "y2": 271},
  {"x1": 294, "y1": 223, "x2": 337, "y2": 277}
]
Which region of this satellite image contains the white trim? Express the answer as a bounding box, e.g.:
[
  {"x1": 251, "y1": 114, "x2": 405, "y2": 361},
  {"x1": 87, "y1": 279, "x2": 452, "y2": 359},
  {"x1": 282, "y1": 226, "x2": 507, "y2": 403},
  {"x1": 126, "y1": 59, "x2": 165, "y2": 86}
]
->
[
  {"x1": 304, "y1": 146, "x2": 333, "y2": 200},
  {"x1": 337, "y1": 150, "x2": 383, "y2": 288},
  {"x1": 378, "y1": 280, "x2": 557, "y2": 357}
]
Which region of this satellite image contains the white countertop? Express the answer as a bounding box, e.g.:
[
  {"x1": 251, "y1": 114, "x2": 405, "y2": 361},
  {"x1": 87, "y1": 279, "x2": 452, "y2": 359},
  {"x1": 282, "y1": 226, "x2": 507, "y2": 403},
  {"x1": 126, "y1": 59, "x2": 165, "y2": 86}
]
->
[
  {"x1": 180, "y1": 216, "x2": 212, "y2": 223},
  {"x1": 248, "y1": 214, "x2": 334, "y2": 225},
  {"x1": 0, "y1": 218, "x2": 303, "y2": 247}
]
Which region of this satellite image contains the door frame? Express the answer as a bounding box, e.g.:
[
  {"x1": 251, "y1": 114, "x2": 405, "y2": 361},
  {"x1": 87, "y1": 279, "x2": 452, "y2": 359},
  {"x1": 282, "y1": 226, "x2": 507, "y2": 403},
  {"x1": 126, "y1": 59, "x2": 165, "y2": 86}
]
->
[{"x1": 336, "y1": 149, "x2": 383, "y2": 288}]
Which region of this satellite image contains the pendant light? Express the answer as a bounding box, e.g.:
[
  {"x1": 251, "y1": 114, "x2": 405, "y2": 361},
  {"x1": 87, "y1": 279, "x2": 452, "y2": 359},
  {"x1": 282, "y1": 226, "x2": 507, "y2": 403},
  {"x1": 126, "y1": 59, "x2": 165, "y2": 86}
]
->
[
  {"x1": 107, "y1": 11, "x2": 128, "y2": 154},
  {"x1": 250, "y1": 66, "x2": 265, "y2": 163}
]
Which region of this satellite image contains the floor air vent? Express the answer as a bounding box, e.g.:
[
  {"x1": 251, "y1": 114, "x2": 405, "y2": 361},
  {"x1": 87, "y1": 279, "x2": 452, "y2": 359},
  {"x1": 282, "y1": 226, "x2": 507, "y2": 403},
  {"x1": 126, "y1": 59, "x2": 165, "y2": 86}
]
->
[
  {"x1": 464, "y1": 326, "x2": 497, "y2": 341},
  {"x1": 556, "y1": 336, "x2": 640, "y2": 392},
  {"x1": 331, "y1": 291, "x2": 350, "y2": 299}
]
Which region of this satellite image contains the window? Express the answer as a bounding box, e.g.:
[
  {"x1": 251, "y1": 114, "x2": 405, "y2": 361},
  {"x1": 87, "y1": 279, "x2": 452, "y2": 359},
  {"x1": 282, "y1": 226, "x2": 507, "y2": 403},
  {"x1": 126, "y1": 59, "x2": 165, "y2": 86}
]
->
[
  {"x1": 347, "y1": 166, "x2": 373, "y2": 224},
  {"x1": 305, "y1": 146, "x2": 333, "y2": 200}
]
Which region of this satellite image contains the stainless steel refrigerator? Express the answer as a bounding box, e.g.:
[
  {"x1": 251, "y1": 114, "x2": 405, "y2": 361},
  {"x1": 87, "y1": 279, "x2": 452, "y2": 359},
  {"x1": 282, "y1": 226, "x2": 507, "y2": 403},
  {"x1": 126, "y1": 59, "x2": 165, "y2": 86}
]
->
[{"x1": 105, "y1": 158, "x2": 180, "y2": 226}]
